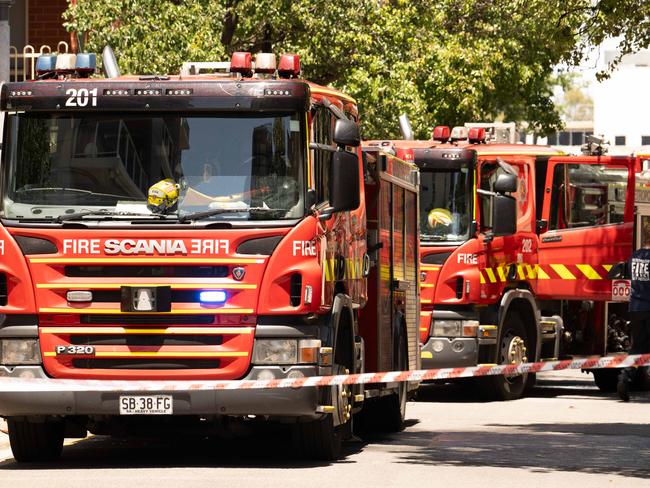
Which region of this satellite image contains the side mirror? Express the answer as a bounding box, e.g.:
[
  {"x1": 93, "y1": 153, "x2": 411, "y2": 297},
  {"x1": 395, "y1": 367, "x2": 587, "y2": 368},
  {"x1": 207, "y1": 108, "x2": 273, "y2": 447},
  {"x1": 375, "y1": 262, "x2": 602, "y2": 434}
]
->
[
  {"x1": 333, "y1": 119, "x2": 360, "y2": 147},
  {"x1": 329, "y1": 150, "x2": 360, "y2": 212},
  {"x1": 494, "y1": 173, "x2": 517, "y2": 194},
  {"x1": 492, "y1": 194, "x2": 516, "y2": 236},
  {"x1": 607, "y1": 261, "x2": 627, "y2": 279}
]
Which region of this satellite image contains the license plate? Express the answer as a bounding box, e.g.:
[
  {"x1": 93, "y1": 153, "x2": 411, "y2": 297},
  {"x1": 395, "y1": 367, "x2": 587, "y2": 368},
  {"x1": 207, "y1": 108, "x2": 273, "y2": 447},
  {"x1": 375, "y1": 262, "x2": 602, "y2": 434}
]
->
[{"x1": 119, "y1": 395, "x2": 173, "y2": 415}]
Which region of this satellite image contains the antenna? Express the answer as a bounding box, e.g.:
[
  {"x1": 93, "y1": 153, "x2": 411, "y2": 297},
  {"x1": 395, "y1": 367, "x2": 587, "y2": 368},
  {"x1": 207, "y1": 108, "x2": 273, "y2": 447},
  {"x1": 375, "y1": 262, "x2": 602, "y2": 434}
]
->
[
  {"x1": 399, "y1": 114, "x2": 414, "y2": 140},
  {"x1": 102, "y1": 45, "x2": 120, "y2": 78}
]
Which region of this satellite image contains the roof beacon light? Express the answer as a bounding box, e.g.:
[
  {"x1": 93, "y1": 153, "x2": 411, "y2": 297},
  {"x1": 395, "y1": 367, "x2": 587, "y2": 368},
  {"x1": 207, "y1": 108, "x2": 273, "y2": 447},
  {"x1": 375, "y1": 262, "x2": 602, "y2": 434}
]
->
[
  {"x1": 450, "y1": 126, "x2": 468, "y2": 142},
  {"x1": 75, "y1": 53, "x2": 97, "y2": 78},
  {"x1": 230, "y1": 52, "x2": 253, "y2": 77},
  {"x1": 278, "y1": 54, "x2": 301, "y2": 78},
  {"x1": 55, "y1": 53, "x2": 77, "y2": 73},
  {"x1": 432, "y1": 126, "x2": 451, "y2": 143},
  {"x1": 468, "y1": 127, "x2": 486, "y2": 144},
  {"x1": 255, "y1": 53, "x2": 277, "y2": 74},
  {"x1": 35, "y1": 54, "x2": 57, "y2": 77}
]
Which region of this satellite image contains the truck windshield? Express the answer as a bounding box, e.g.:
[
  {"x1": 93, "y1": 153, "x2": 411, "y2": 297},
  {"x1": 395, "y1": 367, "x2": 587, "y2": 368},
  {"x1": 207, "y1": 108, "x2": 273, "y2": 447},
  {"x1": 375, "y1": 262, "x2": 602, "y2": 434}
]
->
[
  {"x1": 420, "y1": 168, "x2": 471, "y2": 242},
  {"x1": 1, "y1": 112, "x2": 306, "y2": 222}
]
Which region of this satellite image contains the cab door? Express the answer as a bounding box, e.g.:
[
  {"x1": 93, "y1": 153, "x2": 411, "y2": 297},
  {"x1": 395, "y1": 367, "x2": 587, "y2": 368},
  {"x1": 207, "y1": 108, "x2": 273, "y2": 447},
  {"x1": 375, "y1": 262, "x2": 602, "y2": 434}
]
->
[{"x1": 537, "y1": 156, "x2": 635, "y2": 301}]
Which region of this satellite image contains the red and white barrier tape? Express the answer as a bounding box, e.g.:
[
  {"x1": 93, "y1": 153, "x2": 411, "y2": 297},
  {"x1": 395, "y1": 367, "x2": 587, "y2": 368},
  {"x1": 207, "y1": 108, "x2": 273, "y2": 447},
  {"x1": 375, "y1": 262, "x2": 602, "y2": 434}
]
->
[{"x1": 1, "y1": 353, "x2": 649, "y2": 393}]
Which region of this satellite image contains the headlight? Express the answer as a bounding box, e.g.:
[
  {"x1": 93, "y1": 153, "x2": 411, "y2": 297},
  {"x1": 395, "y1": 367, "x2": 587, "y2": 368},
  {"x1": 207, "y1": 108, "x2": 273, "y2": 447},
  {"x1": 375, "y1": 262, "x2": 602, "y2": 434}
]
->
[
  {"x1": 252, "y1": 339, "x2": 321, "y2": 365},
  {"x1": 432, "y1": 320, "x2": 480, "y2": 337},
  {"x1": 0, "y1": 339, "x2": 41, "y2": 365},
  {"x1": 253, "y1": 339, "x2": 298, "y2": 364},
  {"x1": 432, "y1": 320, "x2": 463, "y2": 337}
]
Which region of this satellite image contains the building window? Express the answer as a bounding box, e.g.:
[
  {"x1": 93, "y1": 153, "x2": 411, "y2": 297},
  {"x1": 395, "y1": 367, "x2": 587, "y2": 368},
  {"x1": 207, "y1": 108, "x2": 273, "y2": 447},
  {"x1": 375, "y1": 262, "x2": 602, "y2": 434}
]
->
[
  {"x1": 641, "y1": 135, "x2": 650, "y2": 146},
  {"x1": 559, "y1": 131, "x2": 570, "y2": 146},
  {"x1": 547, "y1": 133, "x2": 557, "y2": 145},
  {"x1": 571, "y1": 132, "x2": 583, "y2": 146},
  {"x1": 615, "y1": 136, "x2": 626, "y2": 146}
]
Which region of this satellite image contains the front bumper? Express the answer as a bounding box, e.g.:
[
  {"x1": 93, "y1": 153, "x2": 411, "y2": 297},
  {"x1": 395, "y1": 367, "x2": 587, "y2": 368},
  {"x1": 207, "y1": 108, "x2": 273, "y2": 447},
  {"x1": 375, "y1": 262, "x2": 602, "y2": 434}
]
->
[
  {"x1": 421, "y1": 337, "x2": 478, "y2": 369},
  {"x1": 0, "y1": 365, "x2": 319, "y2": 418}
]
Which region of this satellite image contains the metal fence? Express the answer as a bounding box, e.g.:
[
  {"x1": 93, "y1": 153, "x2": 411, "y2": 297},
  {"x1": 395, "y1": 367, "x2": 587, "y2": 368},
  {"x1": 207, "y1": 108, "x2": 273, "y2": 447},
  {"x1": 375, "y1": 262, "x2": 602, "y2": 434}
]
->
[{"x1": 9, "y1": 41, "x2": 69, "y2": 82}]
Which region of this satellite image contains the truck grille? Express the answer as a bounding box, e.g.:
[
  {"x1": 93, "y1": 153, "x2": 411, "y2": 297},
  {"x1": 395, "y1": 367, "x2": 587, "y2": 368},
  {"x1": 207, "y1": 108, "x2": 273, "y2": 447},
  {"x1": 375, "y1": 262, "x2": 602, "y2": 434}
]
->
[
  {"x1": 80, "y1": 314, "x2": 215, "y2": 325},
  {"x1": 72, "y1": 359, "x2": 221, "y2": 370},
  {"x1": 69, "y1": 334, "x2": 223, "y2": 346},
  {"x1": 0, "y1": 273, "x2": 7, "y2": 306},
  {"x1": 65, "y1": 265, "x2": 229, "y2": 278}
]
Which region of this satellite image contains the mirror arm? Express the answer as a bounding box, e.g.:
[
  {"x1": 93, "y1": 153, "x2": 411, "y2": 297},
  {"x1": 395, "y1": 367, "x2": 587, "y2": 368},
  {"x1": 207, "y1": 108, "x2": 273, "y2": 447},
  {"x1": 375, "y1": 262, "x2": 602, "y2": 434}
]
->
[
  {"x1": 318, "y1": 207, "x2": 334, "y2": 222},
  {"x1": 310, "y1": 142, "x2": 336, "y2": 153},
  {"x1": 476, "y1": 188, "x2": 497, "y2": 197}
]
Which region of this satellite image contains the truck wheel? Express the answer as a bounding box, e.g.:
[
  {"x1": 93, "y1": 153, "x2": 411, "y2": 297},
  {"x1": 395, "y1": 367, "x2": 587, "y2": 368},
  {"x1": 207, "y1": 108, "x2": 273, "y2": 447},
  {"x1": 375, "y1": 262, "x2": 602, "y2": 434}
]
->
[
  {"x1": 355, "y1": 331, "x2": 407, "y2": 433},
  {"x1": 379, "y1": 331, "x2": 407, "y2": 432},
  {"x1": 633, "y1": 367, "x2": 650, "y2": 391},
  {"x1": 7, "y1": 418, "x2": 64, "y2": 463},
  {"x1": 293, "y1": 364, "x2": 350, "y2": 460},
  {"x1": 592, "y1": 368, "x2": 619, "y2": 392},
  {"x1": 487, "y1": 313, "x2": 529, "y2": 401}
]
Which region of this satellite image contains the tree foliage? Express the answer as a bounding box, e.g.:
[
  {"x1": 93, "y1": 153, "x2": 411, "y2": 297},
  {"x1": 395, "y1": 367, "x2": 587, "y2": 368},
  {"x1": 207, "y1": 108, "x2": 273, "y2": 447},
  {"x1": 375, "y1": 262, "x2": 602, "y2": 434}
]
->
[{"x1": 64, "y1": 0, "x2": 650, "y2": 139}]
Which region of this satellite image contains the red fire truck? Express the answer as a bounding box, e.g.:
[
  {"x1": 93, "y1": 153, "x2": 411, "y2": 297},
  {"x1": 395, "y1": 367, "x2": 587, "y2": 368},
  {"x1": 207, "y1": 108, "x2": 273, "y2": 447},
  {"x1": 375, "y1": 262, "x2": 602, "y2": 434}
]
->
[
  {"x1": 0, "y1": 50, "x2": 420, "y2": 461},
  {"x1": 368, "y1": 125, "x2": 637, "y2": 399}
]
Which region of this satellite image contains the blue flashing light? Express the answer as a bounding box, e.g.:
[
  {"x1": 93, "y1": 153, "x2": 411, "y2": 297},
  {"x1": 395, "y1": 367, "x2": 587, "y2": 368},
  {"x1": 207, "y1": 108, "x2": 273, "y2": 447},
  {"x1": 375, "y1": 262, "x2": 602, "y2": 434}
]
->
[
  {"x1": 75, "y1": 53, "x2": 97, "y2": 71},
  {"x1": 36, "y1": 54, "x2": 57, "y2": 74},
  {"x1": 199, "y1": 290, "x2": 227, "y2": 304}
]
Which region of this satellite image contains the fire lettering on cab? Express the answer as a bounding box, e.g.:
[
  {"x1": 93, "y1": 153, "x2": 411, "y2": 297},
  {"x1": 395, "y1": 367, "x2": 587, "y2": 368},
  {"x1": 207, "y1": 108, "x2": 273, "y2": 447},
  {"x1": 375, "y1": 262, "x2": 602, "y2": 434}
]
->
[
  {"x1": 457, "y1": 253, "x2": 477, "y2": 264},
  {"x1": 293, "y1": 240, "x2": 317, "y2": 257}
]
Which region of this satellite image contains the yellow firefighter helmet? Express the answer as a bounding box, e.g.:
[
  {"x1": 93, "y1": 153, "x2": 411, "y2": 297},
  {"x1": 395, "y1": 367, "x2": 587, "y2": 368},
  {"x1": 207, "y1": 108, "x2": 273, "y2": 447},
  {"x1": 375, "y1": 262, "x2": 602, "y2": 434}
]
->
[
  {"x1": 427, "y1": 208, "x2": 453, "y2": 228},
  {"x1": 147, "y1": 179, "x2": 180, "y2": 214}
]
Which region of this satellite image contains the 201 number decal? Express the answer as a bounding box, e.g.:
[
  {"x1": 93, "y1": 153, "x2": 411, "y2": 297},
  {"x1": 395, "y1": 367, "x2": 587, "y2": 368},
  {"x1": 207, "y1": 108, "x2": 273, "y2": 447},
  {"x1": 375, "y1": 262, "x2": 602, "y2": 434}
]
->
[{"x1": 65, "y1": 88, "x2": 98, "y2": 107}]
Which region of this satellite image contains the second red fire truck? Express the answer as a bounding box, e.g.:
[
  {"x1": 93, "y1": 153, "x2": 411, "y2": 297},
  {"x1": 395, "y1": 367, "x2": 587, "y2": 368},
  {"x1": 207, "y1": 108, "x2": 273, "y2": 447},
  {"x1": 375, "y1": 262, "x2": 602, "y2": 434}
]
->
[{"x1": 368, "y1": 125, "x2": 638, "y2": 399}]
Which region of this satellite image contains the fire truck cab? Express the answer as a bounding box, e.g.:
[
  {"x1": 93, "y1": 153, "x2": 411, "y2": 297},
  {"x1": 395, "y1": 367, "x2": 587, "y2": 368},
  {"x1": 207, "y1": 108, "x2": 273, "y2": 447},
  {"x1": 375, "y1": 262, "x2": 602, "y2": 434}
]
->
[{"x1": 0, "y1": 51, "x2": 419, "y2": 461}]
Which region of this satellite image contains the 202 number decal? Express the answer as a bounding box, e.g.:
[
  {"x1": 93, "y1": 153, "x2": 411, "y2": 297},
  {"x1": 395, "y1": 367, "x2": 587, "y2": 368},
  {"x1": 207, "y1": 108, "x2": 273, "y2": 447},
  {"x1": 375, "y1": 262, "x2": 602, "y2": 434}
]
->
[{"x1": 65, "y1": 88, "x2": 98, "y2": 107}]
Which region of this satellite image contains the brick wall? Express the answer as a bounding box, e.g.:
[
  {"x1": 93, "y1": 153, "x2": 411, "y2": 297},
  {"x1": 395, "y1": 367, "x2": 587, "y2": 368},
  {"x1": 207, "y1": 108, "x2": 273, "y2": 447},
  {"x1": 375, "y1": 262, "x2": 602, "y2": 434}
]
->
[{"x1": 28, "y1": 0, "x2": 69, "y2": 50}]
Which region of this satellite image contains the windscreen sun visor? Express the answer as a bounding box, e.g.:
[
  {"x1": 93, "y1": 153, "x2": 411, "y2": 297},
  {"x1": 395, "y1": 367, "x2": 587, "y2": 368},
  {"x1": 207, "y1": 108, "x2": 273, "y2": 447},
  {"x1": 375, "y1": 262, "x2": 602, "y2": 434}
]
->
[{"x1": 412, "y1": 147, "x2": 476, "y2": 171}]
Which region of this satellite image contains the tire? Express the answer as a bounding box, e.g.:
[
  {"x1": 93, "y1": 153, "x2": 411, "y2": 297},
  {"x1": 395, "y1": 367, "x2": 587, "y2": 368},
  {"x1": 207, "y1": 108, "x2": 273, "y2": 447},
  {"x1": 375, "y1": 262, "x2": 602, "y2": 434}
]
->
[
  {"x1": 7, "y1": 418, "x2": 64, "y2": 463},
  {"x1": 592, "y1": 368, "x2": 619, "y2": 392},
  {"x1": 293, "y1": 413, "x2": 343, "y2": 461},
  {"x1": 379, "y1": 331, "x2": 407, "y2": 432},
  {"x1": 293, "y1": 364, "x2": 348, "y2": 460},
  {"x1": 633, "y1": 366, "x2": 650, "y2": 391},
  {"x1": 355, "y1": 330, "x2": 407, "y2": 434},
  {"x1": 484, "y1": 313, "x2": 530, "y2": 401}
]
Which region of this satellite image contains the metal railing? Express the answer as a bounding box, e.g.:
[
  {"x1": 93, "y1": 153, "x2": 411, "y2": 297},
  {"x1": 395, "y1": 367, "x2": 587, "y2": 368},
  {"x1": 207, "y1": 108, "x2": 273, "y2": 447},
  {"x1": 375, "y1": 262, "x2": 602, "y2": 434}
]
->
[{"x1": 9, "y1": 41, "x2": 69, "y2": 82}]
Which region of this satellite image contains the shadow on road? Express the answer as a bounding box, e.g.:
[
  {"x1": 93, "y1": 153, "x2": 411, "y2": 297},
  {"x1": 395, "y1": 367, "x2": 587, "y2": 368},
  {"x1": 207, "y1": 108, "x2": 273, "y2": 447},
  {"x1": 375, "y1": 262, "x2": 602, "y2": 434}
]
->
[
  {"x1": 414, "y1": 374, "x2": 650, "y2": 403},
  {"x1": 0, "y1": 423, "x2": 363, "y2": 470},
  {"x1": 388, "y1": 422, "x2": 650, "y2": 479}
]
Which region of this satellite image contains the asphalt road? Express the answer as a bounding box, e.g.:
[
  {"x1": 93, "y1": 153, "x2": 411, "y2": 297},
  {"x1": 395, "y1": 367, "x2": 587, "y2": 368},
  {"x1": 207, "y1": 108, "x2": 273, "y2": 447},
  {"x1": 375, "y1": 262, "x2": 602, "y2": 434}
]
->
[{"x1": 1, "y1": 369, "x2": 649, "y2": 487}]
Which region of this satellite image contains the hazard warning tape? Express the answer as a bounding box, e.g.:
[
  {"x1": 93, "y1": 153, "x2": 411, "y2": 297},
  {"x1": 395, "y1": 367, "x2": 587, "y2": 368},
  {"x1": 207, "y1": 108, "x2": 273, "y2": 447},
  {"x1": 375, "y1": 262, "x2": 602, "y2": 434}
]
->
[{"x1": 0, "y1": 354, "x2": 649, "y2": 393}]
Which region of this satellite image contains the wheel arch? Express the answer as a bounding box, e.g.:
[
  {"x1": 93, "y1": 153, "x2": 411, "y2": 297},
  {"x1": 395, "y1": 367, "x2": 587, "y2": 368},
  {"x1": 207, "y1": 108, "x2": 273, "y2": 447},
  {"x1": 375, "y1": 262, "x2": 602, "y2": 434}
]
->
[
  {"x1": 329, "y1": 293, "x2": 357, "y2": 371},
  {"x1": 498, "y1": 289, "x2": 541, "y2": 362}
]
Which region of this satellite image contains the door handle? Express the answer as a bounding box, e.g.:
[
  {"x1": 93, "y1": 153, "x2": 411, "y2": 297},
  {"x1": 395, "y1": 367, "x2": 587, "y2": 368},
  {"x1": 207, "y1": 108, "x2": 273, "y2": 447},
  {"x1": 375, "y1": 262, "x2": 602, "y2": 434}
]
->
[{"x1": 541, "y1": 234, "x2": 562, "y2": 243}]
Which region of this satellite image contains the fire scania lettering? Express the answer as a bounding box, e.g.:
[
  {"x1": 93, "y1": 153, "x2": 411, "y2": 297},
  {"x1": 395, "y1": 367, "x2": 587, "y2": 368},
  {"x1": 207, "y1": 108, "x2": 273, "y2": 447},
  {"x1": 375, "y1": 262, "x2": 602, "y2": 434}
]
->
[{"x1": 62, "y1": 239, "x2": 230, "y2": 255}]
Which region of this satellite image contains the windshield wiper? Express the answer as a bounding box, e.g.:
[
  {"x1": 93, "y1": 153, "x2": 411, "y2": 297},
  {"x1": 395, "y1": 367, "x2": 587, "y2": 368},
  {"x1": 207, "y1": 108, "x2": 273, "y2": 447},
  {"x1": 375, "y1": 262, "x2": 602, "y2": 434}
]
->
[
  {"x1": 15, "y1": 187, "x2": 130, "y2": 200},
  {"x1": 178, "y1": 207, "x2": 284, "y2": 224},
  {"x1": 420, "y1": 234, "x2": 450, "y2": 242},
  {"x1": 55, "y1": 209, "x2": 167, "y2": 223}
]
